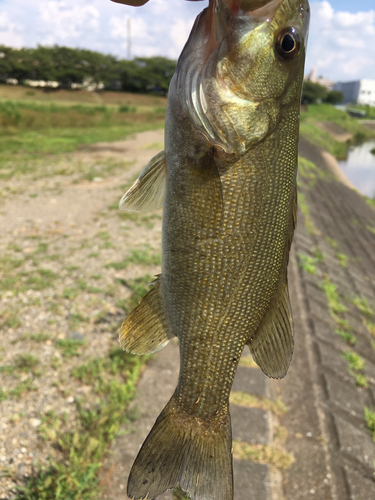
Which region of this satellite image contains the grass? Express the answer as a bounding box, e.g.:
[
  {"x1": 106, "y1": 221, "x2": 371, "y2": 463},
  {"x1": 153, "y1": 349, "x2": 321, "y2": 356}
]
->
[
  {"x1": 14, "y1": 354, "x2": 39, "y2": 372},
  {"x1": 342, "y1": 351, "x2": 368, "y2": 388},
  {"x1": 352, "y1": 296, "x2": 375, "y2": 319},
  {"x1": 56, "y1": 338, "x2": 86, "y2": 357},
  {"x1": 30, "y1": 333, "x2": 50, "y2": 342},
  {"x1": 106, "y1": 248, "x2": 161, "y2": 270},
  {"x1": 0, "y1": 256, "x2": 58, "y2": 294},
  {"x1": 300, "y1": 104, "x2": 375, "y2": 160},
  {"x1": 364, "y1": 407, "x2": 375, "y2": 441},
  {"x1": 230, "y1": 392, "x2": 287, "y2": 417},
  {"x1": 319, "y1": 276, "x2": 363, "y2": 351},
  {"x1": 1, "y1": 354, "x2": 40, "y2": 376},
  {"x1": 0, "y1": 97, "x2": 165, "y2": 180},
  {"x1": 365, "y1": 320, "x2": 375, "y2": 338},
  {"x1": 297, "y1": 248, "x2": 324, "y2": 275},
  {"x1": 232, "y1": 441, "x2": 294, "y2": 470},
  {"x1": 320, "y1": 277, "x2": 348, "y2": 315},
  {"x1": 0, "y1": 377, "x2": 37, "y2": 401},
  {"x1": 16, "y1": 348, "x2": 146, "y2": 500},
  {"x1": 0, "y1": 310, "x2": 22, "y2": 329},
  {"x1": 298, "y1": 192, "x2": 319, "y2": 235},
  {"x1": 238, "y1": 356, "x2": 258, "y2": 368},
  {"x1": 117, "y1": 274, "x2": 154, "y2": 313},
  {"x1": 298, "y1": 156, "x2": 329, "y2": 186},
  {"x1": 336, "y1": 252, "x2": 349, "y2": 268},
  {"x1": 334, "y1": 329, "x2": 357, "y2": 345},
  {"x1": 173, "y1": 488, "x2": 191, "y2": 500},
  {"x1": 299, "y1": 122, "x2": 347, "y2": 159}
]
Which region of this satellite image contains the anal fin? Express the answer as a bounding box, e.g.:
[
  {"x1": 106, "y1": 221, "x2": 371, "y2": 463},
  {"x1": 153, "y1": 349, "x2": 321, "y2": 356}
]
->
[
  {"x1": 247, "y1": 273, "x2": 294, "y2": 379},
  {"x1": 120, "y1": 275, "x2": 175, "y2": 355},
  {"x1": 119, "y1": 151, "x2": 166, "y2": 212}
]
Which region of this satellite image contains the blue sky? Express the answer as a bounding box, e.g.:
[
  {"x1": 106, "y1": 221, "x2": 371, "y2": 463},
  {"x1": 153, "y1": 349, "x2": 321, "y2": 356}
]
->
[
  {"x1": 0, "y1": 1, "x2": 374, "y2": 82},
  {"x1": 329, "y1": 1, "x2": 374, "y2": 13}
]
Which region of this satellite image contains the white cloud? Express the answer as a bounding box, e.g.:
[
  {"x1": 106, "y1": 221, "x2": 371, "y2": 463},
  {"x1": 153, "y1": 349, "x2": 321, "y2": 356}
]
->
[
  {"x1": 0, "y1": 10, "x2": 24, "y2": 46},
  {"x1": 307, "y1": 1, "x2": 375, "y2": 81},
  {"x1": 170, "y1": 18, "x2": 194, "y2": 49},
  {"x1": 39, "y1": 1, "x2": 100, "y2": 41}
]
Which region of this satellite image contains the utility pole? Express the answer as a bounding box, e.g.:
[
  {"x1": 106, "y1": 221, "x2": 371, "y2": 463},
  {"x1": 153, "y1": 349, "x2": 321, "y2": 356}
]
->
[{"x1": 127, "y1": 17, "x2": 131, "y2": 60}]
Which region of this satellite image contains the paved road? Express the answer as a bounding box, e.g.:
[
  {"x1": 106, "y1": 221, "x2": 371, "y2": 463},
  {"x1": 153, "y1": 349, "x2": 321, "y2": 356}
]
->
[{"x1": 101, "y1": 136, "x2": 375, "y2": 500}]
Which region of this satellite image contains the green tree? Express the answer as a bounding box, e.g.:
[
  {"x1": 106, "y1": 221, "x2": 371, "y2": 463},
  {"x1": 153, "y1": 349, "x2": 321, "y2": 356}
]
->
[
  {"x1": 324, "y1": 90, "x2": 344, "y2": 104},
  {"x1": 0, "y1": 45, "x2": 176, "y2": 93},
  {"x1": 301, "y1": 81, "x2": 328, "y2": 104}
]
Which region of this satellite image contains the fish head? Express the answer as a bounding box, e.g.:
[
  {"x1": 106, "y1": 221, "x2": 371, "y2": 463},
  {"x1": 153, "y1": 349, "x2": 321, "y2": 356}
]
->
[{"x1": 176, "y1": 0, "x2": 310, "y2": 155}]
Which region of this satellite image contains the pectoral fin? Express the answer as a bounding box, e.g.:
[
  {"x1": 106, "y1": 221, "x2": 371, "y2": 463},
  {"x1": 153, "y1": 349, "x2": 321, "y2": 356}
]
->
[
  {"x1": 247, "y1": 274, "x2": 294, "y2": 379},
  {"x1": 120, "y1": 275, "x2": 175, "y2": 355},
  {"x1": 119, "y1": 151, "x2": 166, "y2": 212}
]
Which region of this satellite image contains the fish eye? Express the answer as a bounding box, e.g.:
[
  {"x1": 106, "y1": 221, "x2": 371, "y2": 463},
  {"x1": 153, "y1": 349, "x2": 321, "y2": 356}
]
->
[{"x1": 275, "y1": 28, "x2": 302, "y2": 61}]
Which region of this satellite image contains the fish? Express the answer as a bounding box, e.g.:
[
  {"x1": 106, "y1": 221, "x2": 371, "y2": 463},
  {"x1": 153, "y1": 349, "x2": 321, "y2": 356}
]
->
[{"x1": 118, "y1": 0, "x2": 309, "y2": 499}]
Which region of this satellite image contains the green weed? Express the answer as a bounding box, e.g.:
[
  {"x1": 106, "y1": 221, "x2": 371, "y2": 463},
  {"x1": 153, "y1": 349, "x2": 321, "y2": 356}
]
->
[
  {"x1": 364, "y1": 407, "x2": 375, "y2": 441},
  {"x1": 117, "y1": 274, "x2": 153, "y2": 313},
  {"x1": 11, "y1": 378, "x2": 37, "y2": 398},
  {"x1": 17, "y1": 348, "x2": 146, "y2": 500},
  {"x1": 325, "y1": 237, "x2": 338, "y2": 248},
  {"x1": 297, "y1": 253, "x2": 318, "y2": 274},
  {"x1": 0, "y1": 311, "x2": 22, "y2": 329},
  {"x1": 232, "y1": 441, "x2": 294, "y2": 470},
  {"x1": 342, "y1": 351, "x2": 368, "y2": 387},
  {"x1": 298, "y1": 156, "x2": 328, "y2": 186},
  {"x1": 342, "y1": 351, "x2": 365, "y2": 371},
  {"x1": 56, "y1": 338, "x2": 85, "y2": 357},
  {"x1": 107, "y1": 248, "x2": 161, "y2": 270},
  {"x1": 336, "y1": 252, "x2": 349, "y2": 268},
  {"x1": 14, "y1": 354, "x2": 39, "y2": 372},
  {"x1": 63, "y1": 287, "x2": 79, "y2": 300},
  {"x1": 69, "y1": 313, "x2": 89, "y2": 328},
  {"x1": 30, "y1": 333, "x2": 50, "y2": 342},
  {"x1": 321, "y1": 277, "x2": 348, "y2": 314},
  {"x1": 230, "y1": 392, "x2": 287, "y2": 417},
  {"x1": 173, "y1": 488, "x2": 191, "y2": 500},
  {"x1": 364, "y1": 320, "x2": 375, "y2": 338},
  {"x1": 35, "y1": 242, "x2": 48, "y2": 253},
  {"x1": 352, "y1": 297, "x2": 375, "y2": 319},
  {"x1": 334, "y1": 329, "x2": 356, "y2": 345},
  {"x1": 298, "y1": 192, "x2": 319, "y2": 235}
]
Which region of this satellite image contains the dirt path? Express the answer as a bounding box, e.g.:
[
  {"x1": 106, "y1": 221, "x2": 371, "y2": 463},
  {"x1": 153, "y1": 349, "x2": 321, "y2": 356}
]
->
[{"x1": 0, "y1": 129, "x2": 164, "y2": 498}]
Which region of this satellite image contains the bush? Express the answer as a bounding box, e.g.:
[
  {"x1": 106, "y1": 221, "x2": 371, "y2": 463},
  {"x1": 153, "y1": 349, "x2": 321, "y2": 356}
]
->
[{"x1": 325, "y1": 90, "x2": 344, "y2": 104}]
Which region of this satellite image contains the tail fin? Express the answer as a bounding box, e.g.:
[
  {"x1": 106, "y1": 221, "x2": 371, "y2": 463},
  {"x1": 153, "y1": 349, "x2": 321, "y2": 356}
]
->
[{"x1": 127, "y1": 398, "x2": 233, "y2": 500}]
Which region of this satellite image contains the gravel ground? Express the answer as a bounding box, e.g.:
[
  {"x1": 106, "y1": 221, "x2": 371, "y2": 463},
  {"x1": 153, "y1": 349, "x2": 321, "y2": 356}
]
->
[{"x1": 0, "y1": 129, "x2": 165, "y2": 498}]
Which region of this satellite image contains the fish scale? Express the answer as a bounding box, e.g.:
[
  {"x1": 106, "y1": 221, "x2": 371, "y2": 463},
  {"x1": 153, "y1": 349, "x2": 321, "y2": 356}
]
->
[{"x1": 117, "y1": 1, "x2": 309, "y2": 498}]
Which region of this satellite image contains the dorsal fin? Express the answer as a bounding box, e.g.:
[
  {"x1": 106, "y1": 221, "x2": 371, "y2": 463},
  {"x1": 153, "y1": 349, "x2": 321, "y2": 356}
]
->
[
  {"x1": 119, "y1": 151, "x2": 166, "y2": 212},
  {"x1": 120, "y1": 275, "x2": 175, "y2": 355}
]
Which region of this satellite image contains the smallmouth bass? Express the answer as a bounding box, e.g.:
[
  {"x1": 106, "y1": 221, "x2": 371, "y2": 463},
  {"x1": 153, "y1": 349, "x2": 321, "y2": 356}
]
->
[{"x1": 118, "y1": 1, "x2": 309, "y2": 499}]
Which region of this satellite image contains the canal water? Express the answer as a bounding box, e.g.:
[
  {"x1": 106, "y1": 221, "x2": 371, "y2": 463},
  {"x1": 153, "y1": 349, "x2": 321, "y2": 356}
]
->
[{"x1": 338, "y1": 141, "x2": 375, "y2": 199}]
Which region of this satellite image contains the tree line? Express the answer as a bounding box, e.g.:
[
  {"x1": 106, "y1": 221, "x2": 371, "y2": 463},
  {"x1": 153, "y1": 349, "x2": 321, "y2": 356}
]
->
[
  {"x1": 0, "y1": 44, "x2": 344, "y2": 104},
  {"x1": 0, "y1": 45, "x2": 176, "y2": 94},
  {"x1": 301, "y1": 81, "x2": 344, "y2": 105}
]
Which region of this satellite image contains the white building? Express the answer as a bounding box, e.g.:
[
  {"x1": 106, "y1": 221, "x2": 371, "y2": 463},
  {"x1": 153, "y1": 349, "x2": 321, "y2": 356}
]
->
[
  {"x1": 305, "y1": 68, "x2": 334, "y2": 90},
  {"x1": 23, "y1": 79, "x2": 59, "y2": 88},
  {"x1": 333, "y1": 80, "x2": 375, "y2": 106}
]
